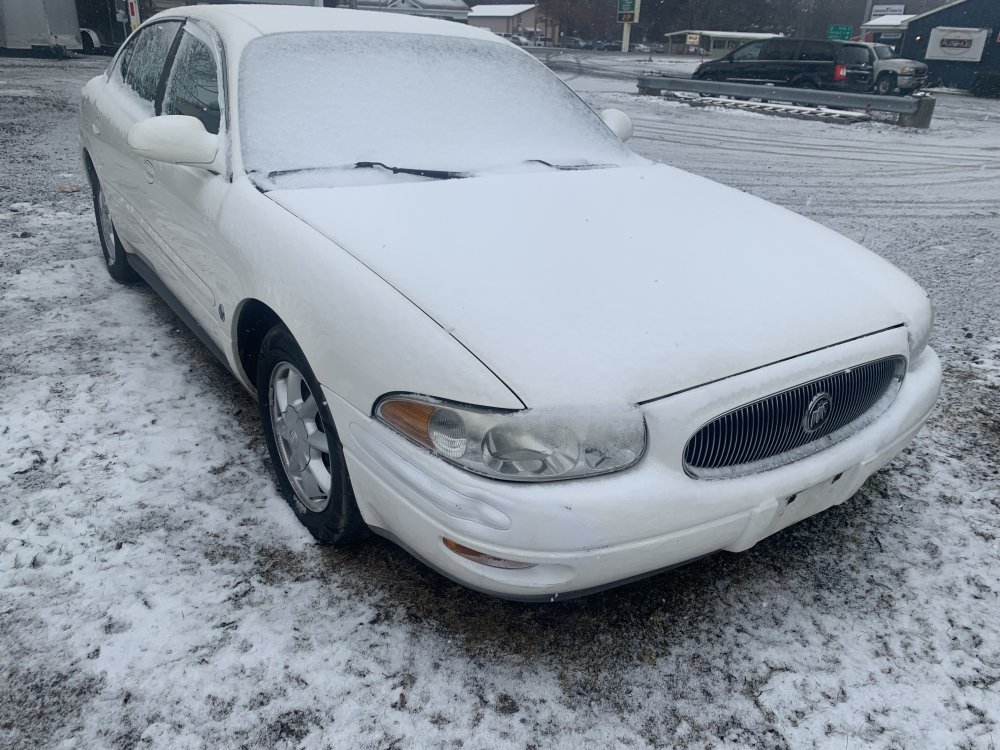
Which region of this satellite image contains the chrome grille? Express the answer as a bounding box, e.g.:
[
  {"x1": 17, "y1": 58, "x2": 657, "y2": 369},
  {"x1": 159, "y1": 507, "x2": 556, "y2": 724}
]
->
[{"x1": 684, "y1": 356, "x2": 906, "y2": 478}]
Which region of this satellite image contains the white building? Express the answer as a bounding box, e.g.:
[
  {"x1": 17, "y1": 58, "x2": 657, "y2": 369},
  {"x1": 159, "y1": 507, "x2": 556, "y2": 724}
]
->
[
  {"x1": 468, "y1": 4, "x2": 557, "y2": 43},
  {"x1": 350, "y1": 0, "x2": 470, "y2": 22}
]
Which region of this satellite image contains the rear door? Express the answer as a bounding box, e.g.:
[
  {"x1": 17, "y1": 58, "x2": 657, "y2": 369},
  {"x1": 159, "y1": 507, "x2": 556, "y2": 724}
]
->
[
  {"x1": 796, "y1": 40, "x2": 836, "y2": 85},
  {"x1": 759, "y1": 38, "x2": 801, "y2": 84}
]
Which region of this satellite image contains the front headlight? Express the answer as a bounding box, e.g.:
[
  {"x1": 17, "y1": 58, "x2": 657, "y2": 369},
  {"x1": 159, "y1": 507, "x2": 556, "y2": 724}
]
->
[
  {"x1": 375, "y1": 395, "x2": 646, "y2": 482},
  {"x1": 907, "y1": 297, "x2": 934, "y2": 361},
  {"x1": 901, "y1": 66, "x2": 915, "y2": 74}
]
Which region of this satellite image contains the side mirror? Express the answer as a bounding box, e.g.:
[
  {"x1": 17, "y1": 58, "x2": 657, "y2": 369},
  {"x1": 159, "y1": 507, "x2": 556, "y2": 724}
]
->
[
  {"x1": 599, "y1": 108, "x2": 633, "y2": 142},
  {"x1": 127, "y1": 115, "x2": 218, "y2": 166}
]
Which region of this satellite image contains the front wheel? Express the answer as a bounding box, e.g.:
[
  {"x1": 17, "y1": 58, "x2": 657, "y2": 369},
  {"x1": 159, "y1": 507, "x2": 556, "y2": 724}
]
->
[
  {"x1": 258, "y1": 325, "x2": 368, "y2": 545},
  {"x1": 876, "y1": 74, "x2": 897, "y2": 95},
  {"x1": 92, "y1": 179, "x2": 139, "y2": 283}
]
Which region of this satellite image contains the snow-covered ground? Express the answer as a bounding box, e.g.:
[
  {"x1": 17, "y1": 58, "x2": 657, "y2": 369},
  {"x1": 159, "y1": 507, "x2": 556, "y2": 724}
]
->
[{"x1": 2, "y1": 56, "x2": 999, "y2": 749}]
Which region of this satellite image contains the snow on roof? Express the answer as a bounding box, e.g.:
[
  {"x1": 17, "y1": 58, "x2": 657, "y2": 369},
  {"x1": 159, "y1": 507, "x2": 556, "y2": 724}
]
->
[
  {"x1": 468, "y1": 4, "x2": 536, "y2": 18},
  {"x1": 665, "y1": 30, "x2": 780, "y2": 40},
  {"x1": 419, "y1": 0, "x2": 470, "y2": 7},
  {"x1": 156, "y1": 5, "x2": 495, "y2": 41},
  {"x1": 861, "y1": 14, "x2": 916, "y2": 28},
  {"x1": 372, "y1": 0, "x2": 471, "y2": 9}
]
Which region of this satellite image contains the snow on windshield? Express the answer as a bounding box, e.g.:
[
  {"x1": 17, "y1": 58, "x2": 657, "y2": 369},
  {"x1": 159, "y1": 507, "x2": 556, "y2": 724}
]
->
[{"x1": 239, "y1": 32, "x2": 635, "y2": 186}]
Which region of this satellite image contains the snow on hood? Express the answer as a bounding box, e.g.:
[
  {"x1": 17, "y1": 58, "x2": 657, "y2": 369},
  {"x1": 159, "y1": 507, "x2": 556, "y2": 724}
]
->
[{"x1": 267, "y1": 164, "x2": 927, "y2": 407}]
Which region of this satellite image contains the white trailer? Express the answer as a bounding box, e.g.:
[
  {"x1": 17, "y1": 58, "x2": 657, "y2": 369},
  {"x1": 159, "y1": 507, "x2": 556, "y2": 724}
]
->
[
  {"x1": 0, "y1": 0, "x2": 83, "y2": 53},
  {"x1": 127, "y1": 0, "x2": 326, "y2": 31}
]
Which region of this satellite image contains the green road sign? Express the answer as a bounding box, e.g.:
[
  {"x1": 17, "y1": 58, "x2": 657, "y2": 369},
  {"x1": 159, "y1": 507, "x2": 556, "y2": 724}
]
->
[
  {"x1": 827, "y1": 24, "x2": 853, "y2": 40},
  {"x1": 617, "y1": 0, "x2": 638, "y2": 23}
]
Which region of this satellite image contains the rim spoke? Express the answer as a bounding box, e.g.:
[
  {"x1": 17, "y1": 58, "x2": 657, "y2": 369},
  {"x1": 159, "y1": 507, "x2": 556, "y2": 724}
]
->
[
  {"x1": 306, "y1": 457, "x2": 332, "y2": 496},
  {"x1": 298, "y1": 394, "x2": 318, "y2": 420},
  {"x1": 274, "y1": 414, "x2": 292, "y2": 441},
  {"x1": 286, "y1": 369, "x2": 304, "y2": 409},
  {"x1": 307, "y1": 428, "x2": 328, "y2": 452},
  {"x1": 297, "y1": 461, "x2": 324, "y2": 500},
  {"x1": 274, "y1": 371, "x2": 290, "y2": 413}
]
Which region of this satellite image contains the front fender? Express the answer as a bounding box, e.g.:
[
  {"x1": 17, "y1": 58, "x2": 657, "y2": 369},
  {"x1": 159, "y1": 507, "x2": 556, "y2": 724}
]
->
[{"x1": 218, "y1": 178, "x2": 523, "y2": 414}]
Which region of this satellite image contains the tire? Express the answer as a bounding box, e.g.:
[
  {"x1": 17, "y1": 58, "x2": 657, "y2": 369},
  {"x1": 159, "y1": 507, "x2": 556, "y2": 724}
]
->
[
  {"x1": 876, "y1": 73, "x2": 896, "y2": 96},
  {"x1": 92, "y1": 178, "x2": 140, "y2": 284},
  {"x1": 258, "y1": 325, "x2": 368, "y2": 545}
]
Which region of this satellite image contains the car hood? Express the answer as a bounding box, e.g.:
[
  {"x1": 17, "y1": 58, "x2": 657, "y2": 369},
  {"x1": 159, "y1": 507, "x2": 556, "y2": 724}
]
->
[{"x1": 267, "y1": 164, "x2": 926, "y2": 407}]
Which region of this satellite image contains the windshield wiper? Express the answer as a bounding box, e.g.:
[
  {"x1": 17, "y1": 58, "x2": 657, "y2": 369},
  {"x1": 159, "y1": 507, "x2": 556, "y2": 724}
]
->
[
  {"x1": 525, "y1": 159, "x2": 612, "y2": 171},
  {"x1": 254, "y1": 163, "x2": 466, "y2": 181},
  {"x1": 354, "y1": 161, "x2": 466, "y2": 180}
]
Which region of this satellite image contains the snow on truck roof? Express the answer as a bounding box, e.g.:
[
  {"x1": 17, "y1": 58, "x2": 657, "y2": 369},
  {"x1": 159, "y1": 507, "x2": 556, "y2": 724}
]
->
[{"x1": 151, "y1": 4, "x2": 501, "y2": 43}]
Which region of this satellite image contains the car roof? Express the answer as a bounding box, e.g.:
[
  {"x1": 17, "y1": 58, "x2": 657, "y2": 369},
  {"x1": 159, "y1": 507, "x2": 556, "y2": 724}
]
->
[
  {"x1": 151, "y1": 4, "x2": 502, "y2": 45},
  {"x1": 758, "y1": 38, "x2": 864, "y2": 46}
]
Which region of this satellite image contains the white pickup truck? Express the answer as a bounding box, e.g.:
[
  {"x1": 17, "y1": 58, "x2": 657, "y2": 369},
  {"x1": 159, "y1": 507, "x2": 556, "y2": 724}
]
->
[{"x1": 867, "y1": 43, "x2": 928, "y2": 95}]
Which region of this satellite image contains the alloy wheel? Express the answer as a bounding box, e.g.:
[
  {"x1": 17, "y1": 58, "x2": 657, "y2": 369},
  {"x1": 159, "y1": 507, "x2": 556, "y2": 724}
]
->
[{"x1": 269, "y1": 361, "x2": 333, "y2": 513}]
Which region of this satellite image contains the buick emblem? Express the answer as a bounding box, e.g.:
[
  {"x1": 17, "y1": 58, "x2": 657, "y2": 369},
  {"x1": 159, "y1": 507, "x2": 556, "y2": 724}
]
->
[{"x1": 803, "y1": 392, "x2": 833, "y2": 434}]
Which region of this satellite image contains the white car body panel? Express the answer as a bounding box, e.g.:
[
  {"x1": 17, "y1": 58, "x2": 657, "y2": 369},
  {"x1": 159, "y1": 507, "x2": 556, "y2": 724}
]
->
[
  {"x1": 333, "y1": 339, "x2": 940, "y2": 599},
  {"x1": 78, "y1": 5, "x2": 941, "y2": 599},
  {"x1": 215, "y1": 179, "x2": 526, "y2": 410},
  {"x1": 269, "y1": 164, "x2": 930, "y2": 406}
]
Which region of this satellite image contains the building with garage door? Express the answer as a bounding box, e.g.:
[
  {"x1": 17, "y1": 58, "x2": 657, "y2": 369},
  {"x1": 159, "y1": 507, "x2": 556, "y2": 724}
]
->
[{"x1": 899, "y1": 0, "x2": 1000, "y2": 89}]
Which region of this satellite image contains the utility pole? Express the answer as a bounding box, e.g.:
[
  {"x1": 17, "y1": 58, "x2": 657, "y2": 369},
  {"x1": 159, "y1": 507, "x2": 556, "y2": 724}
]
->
[{"x1": 863, "y1": 0, "x2": 875, "y2": 25}]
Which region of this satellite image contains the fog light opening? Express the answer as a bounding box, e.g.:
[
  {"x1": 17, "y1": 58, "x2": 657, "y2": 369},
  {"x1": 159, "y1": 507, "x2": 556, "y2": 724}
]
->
[{"x1": 443, "y1": 538, "x2": 536, "y2": 570}]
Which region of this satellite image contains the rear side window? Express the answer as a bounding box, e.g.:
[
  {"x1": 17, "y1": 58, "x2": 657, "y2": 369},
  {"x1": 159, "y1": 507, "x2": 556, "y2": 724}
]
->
[
  {"x1": 163, "y1": 28, "x2": 222, "y2": 134},
  {"x1": 123, "y1": 21, "x2": 182, "y2": 105},
  {"x1": 763, "y1": 39, "x2": 799, "y2": 61},
  {"x1": 798, "y1": 41, "x2": 834, "y2": 61},
  {"x1": 839, "y1": 45, "x2": 872, "y2": 66}
]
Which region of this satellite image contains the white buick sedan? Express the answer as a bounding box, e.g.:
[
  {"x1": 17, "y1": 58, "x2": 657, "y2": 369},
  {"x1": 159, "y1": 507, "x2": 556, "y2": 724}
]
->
[{"x1": 80, "y1": 6, "x2": 941, "y2": 600}]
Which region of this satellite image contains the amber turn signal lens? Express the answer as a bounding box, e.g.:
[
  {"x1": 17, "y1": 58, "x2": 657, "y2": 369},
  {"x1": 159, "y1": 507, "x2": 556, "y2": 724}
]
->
[
  {"x1": 378, "y1": 399, "x2": 436, "y2": 448},
  {"x1": 443, "y1": 538, "x2": 536, "y2": 570}
]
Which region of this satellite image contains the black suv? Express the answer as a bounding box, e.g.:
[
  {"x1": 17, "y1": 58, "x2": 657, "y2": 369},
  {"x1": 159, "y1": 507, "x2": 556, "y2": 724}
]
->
[{"x1": 693, "y1": 38, "x2": 874, "y2": 92}]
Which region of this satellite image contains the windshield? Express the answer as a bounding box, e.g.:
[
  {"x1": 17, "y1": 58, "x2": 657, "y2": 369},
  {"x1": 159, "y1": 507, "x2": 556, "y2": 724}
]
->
[
  {"x1": 874, "y1": 45, "x2": 897, "y2": 60},
  {"x1": 239, "y1": 32, "x2": 637, "y2": 188}
]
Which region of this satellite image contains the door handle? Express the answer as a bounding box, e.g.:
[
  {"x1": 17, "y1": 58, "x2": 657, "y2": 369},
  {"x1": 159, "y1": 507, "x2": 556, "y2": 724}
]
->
[
  {"x1": 91, "y1": 120, "x2": 101, "y2": 135},
  {"x1": 142, "y1": 159, "x2": 155, "y2": 184}
]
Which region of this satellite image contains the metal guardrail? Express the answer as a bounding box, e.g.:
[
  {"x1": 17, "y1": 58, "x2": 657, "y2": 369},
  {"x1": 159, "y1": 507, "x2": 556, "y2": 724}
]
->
[{"x1": 636, "y1": 75, "x2": 936, "y2": 128}]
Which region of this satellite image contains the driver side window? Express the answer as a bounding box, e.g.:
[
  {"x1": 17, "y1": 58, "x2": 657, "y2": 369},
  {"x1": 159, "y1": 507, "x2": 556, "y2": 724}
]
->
[
  {"x1": 162, "y1": 28, "x2": 223, "y2": 135},
  {"x1": 731, "y1": 41, "x2": 765, "y2": 62},
  {"x1": 122, "y1": 21, "x2": 183, "y2": 111}
]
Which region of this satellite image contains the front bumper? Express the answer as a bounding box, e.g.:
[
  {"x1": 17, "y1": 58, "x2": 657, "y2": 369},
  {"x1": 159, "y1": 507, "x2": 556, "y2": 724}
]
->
[
  {"x1": 897, "y1": 74, "x2": 926, "y2": 91},
  {"x1": 326, "y1": 329, "x2": 940, "y2": 600}
]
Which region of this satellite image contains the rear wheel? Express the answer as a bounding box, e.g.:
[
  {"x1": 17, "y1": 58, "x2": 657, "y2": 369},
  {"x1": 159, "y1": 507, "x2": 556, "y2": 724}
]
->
[
  {"x1": 258, "y1": 325, "x2": 368, "y2": 545},
  {"x1": 92, "y1": 179, "x2": 140, "y2": 284}
]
